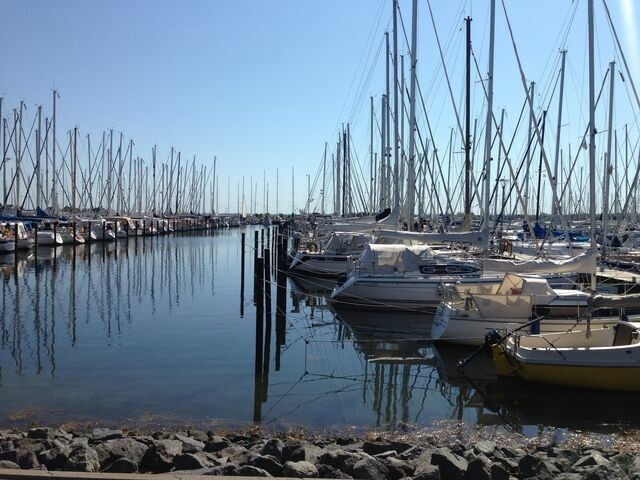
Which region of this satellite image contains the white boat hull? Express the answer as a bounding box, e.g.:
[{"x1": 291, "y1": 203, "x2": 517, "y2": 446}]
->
[{"x1": 330, "y1": 274, "x2": 503, "y2": 311}]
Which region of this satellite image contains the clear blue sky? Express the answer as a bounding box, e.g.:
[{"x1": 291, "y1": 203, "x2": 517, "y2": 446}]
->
[{"x1": 1, "y1": 1, "x2": 637, "y2": 215}]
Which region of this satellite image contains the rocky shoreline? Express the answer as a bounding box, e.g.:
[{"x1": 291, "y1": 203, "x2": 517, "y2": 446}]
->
[{"x1": 0, "y1": 425, "x2": 639, "y2": 479}]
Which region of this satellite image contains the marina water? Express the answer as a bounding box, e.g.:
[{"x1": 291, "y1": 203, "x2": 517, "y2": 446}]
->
[{"x1": 1, "y1": 226, "x2": 639, "y2": 436}]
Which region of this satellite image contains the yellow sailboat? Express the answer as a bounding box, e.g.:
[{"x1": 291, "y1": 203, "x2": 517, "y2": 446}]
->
[{"x1": 489, "y1": 321, "x2": 640, "y2": 392}]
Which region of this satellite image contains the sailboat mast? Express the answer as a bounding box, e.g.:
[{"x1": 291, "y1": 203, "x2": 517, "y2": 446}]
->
[
  {"x1": 464, "y1": 16, "x2": 472, "y2": 229},
  {"x1": 72, "y1": 126, "x2": 77, "y2": 216},
  {"x1": 52, "y1": 90, "x2": 57, "y2": 214},
  {"x1": 602, "y1": 61, "x2": 616, "y2": 255},
  {"x1": 552, "y1": 50, "x2": 567, "y2": 218},
  {"x1": 482, "y1": 0, "x2": 496, "y2": 245},
  {"x1": 36, "y1": 105, "x2": 42, "y2": 209},
  {"x1": 392, "y1": 0, "x2": 400, "y2": 210},
  {"x1": 406, "y1": 0, "x2": 418, "y2": 227},
  {"x1": 588, "y1": 0, "x2": 597, "y2": 289},
  {"x1": 369, "y1": 96, "x2": 374, "y2": 213},
  {"x1": 322, "y1": 142, "x2": 326, "y2": 214}
]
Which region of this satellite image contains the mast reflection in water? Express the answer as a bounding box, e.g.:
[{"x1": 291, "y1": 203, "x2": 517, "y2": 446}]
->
[{"x1": 1, "y1": 228, "x2": 638, "y2": 435}]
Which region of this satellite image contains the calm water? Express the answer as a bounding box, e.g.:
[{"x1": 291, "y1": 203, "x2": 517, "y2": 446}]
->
[{"x1": 1, "y1": 227, "x2": 639, "y2": 436}]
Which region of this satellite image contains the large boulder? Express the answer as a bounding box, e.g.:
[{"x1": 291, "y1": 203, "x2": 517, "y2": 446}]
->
[
  {"x1": 94, "y1": 438, "x2": 148, "y2": 471},
  {"x1": 139, "y1": 439, "x2": 183, "y2": 473}
]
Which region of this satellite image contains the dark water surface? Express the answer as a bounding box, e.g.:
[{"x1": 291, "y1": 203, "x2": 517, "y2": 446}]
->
[{"x1": 1, "y1": 226, "x2": 639, "y2": 437}]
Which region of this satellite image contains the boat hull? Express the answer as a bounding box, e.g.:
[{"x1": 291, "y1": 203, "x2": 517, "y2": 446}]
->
[
  {"x1": 331, "y1": 274, "x2": 502, "y2": 312},
  {"x1": 491, "y1": 323, "x2": 640, "y2": 391}
]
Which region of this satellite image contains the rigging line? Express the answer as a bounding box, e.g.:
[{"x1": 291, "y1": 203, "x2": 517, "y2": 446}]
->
[
  {"x1": 500, "y1": 0, "x2": 571, "y2": 240},
  {"x1": 557, "y1": 71, "x2": 611, "y2": 207},
  {"x1": 334, "y1": 0, "x2": 387, "y2": 139},
  {"x1": 426, "y1": 0, "x2": 466, "y2": 148},
  {"x1": 537, "y1": 1, "x2": 580, "y2": 89},
  {"x1": 348, "y1": 36, "x2": 385, "y2": 127}
]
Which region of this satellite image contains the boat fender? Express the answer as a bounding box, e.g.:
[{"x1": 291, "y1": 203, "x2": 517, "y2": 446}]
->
[{"x1": 307, "y1": 242, "x2": 318, "y2": 253}]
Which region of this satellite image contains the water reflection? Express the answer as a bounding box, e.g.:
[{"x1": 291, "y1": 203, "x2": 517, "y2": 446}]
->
[{"x1": 2, "y1": 232, "x2": 640, "y2": 435}]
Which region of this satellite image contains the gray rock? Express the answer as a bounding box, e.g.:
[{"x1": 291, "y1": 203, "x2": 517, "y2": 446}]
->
[
  {"x1": 216, "y1": 444, "x2": 249, "y2": 464},
  {"x1": 580, "y1": 464, "x2": 627, "y2": 480},
  {"x1": 26, "y1": 427, "x2": 54, "y2": 441},
  {"x1": 38, "y1": 443, "x2": 71, "y2": 470},
  {"x1": 0, "y1": 460, "x2": 20, "y2": 469},
  {"x1": 413, "y1": 465, "x2": 441, "y2": 480},
  {"x1": 474, "y1": 441, "x2": 497, "y2": 457},
  {"x1": 188, "y1": 430, "x2": 208, "y2": 443},
  {"x1": 0, "y1": 450, "x2": 18, "y2": 463},
  {"x1": 316, "y1": 464, "x2": 354, "y2": 479},
  {"x1": 175, "y1": 434, "x2": 205, "y2": 453},
  {"x1": 249, "y1": 453, "x2": 284, "y2": 477},
  {"x1": 464, "y1": 458, "x2": 490, "y2": 480},
  {"x1": 385, "y1": 456, "x2": 415, "y2": 477},
  {"x1": 173, "y1": 452, "x2": 212, "y2": 470},
  {"x1": 102, "y1": 457, "x2": 138, "y2": 473},
  {"x1": 140, "y1": 439, "x2": 183, "y2": 473},
  {"x1": 518, "y1": 453, "x2": 560, "y2": 478},
  {"x1": 63, "y1": 445, "x2": 100, "y2": 472},
  {"x1": 94, "y1": 438, "x2": 147, "y2": 470},
  {"x1": 363, "y1": 440, "x2": 412, "y2": 456},
  {"x1": 260, "y1": 438, "x2": 285, "y2": 460},
  {"x1": 91, "y1": 428, "x2": 123, "y2": 442},
  {"x1": 237, "y1": 464, "x2": 272, "y2": 477},
  {"x1": 490, "y1": 463, "x2": 510, "y2": 480},
  {"x1": 554, "y1": 474, "x2": 582, "y2": 480},
  {"x1": 573, "y1": 452, "x2": 610, "y2": 470},
  {"x1": 352, "y1": 456, "x2": 389, "y2": 480},
  {"x1": 16, "y1": 450, "x2": 40, "y2": 469},
  {"x1": 282, "y1": 441, "x2": 305, "y2": 462},
  {"x1": 204, "y1": 435, "x2": 231, "y2": 453},
  {"x1": 431, "y1": 448, "x2": 468, "y2": 480},
  {"x1": 0, "y1": 440, "x2": 15, "y2": 453},
  {"x1": 492, "y1": 454, "x2": 519, "y2": 474},
  {"x1": 284, "y1": 460, "x2": 319, "y2": 478},
  {"x1": 399, "y1": 444, "x2": 428, "y2": 460}
]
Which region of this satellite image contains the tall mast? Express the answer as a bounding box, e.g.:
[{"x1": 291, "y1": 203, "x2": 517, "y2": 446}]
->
[
  {"x1": 36, "y1": 105, "x2": 42, "y2": 209},
  {"x1": 52, "y1": 90, "x2": 58, "y2": 214},
  {"x1": 72, "y1": 126, "x2": 77, "y2": 216},
  {"x1": 211, "y1": 156, "x2": 219, "y2": 213},
  {"x1": 17, "y1": 101, "x2": 23, "y2": 210},
  {"x1": 525, "y1": 82, "x2": 535, "y2": 215},
  {"x1": 588, "y1": 0, "x2": 597, "y2": 290},
  {"x1": 322, "y1": 142, "x2": 327, "y2": 214},
  {"x1": 379, "y1": 95, "x2": 386, "y2": 210},
  {"x1": 370, "y1": 96, "x2": 374, "y2": 213},
  {"x1": 406, "y1": 0, "x2": 418, "y2": 227},
  {"x1": 392, "y1": 0, "x2": 400, "y2": 209},
  {"x1": 463, "y1": 16, "x2": 472, "y2": 230},
  {"x1": 552, "y1": 49, "x2": 567, "y2": 218},
  {"x1": 482, "y1": 0, "x2": 496, "y2": 245},
  {"x1": 602, "y1": 60, "x2": 616, "y2": 255}
]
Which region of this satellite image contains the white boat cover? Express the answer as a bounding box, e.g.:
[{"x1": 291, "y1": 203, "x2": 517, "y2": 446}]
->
[
  {"x1": 322, "y1": 232, "x2": 374, "y2": 253},
  {"x1": 356, "y1": 244, "x2": 433, "y2": 273},
  {"x1": 590, "y1": 293, "x2": 640, "y2": 309},
  {"x1": 482, "y1": 249, "x2": 597, "y2": 275},
  {"x1": 376, "y1": 228, "x2": 488, "y2": 247},
  {"x1": 472, "y1": 294, "x2": 534, "y2": 318}
]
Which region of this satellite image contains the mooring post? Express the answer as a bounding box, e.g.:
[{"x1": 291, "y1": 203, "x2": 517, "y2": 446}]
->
[
  {"x1": 240, "y1": 232, "x2": 246, "y2": 317},
  {"x1": 264, "y1": 248, "x2": 272, "y2": 323},
  {"x1": 253, "y1": 256, "x2": 265, "y2": 423}
]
